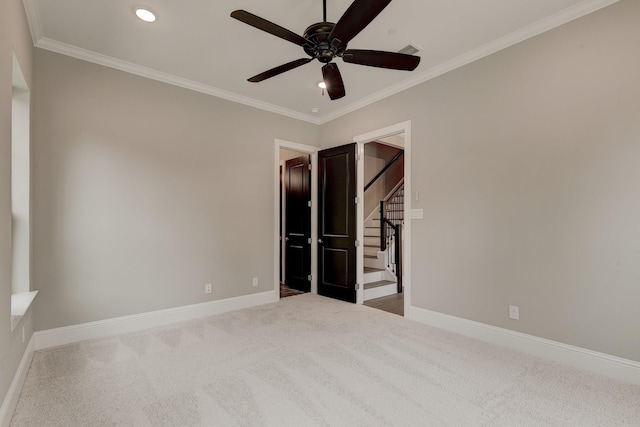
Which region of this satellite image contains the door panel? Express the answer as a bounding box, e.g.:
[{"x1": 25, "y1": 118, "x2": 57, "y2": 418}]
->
[
  {"x1": 285, "y1": 156, "x2": 311, "y2": 292},
  {"x1": 318, "y1": 143, "x2": 357, "y2": 302},
  {"x1": 322, "y1": 248, "x2": 350, "y2": 287}
]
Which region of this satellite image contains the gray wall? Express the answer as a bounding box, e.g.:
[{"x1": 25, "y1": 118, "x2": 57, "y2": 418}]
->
[
  {"x1": 5, "y1": 5, "x2": 637, "y2": 411},
  {"x1": 32, "y1": 50, "x2": 319, "y2": 331},
  {"x1": 320, "y1": 0, "x2": 640, "y2": 361},
  {"x1": 364, "y1": 142, "x2": 403, "y2": 219},
  {"x1": 279, "y1": 149, "x2": 307, "y2": 162},
  {"x1": 0, "y1": 0, "x2": 35, "y2": 408}
]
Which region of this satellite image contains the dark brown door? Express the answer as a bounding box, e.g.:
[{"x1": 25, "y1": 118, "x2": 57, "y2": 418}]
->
[
  {"x1": 318, "y1": 143, "x2": 357, "y2": 303},
  {"x1": 279, "y1": 165, "x2": 283, "y2": 283},
  {"x1": 285, "y1": 156, "x2": 311, "y2": 292}
]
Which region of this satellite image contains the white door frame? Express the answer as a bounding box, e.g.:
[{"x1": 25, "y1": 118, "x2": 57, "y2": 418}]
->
[
  {"x1": 353, "y1": 121, "x2": 412, "y2": 313},
  {"x1": 274, "y1": 140, "x2": 319, "y2": 299}
]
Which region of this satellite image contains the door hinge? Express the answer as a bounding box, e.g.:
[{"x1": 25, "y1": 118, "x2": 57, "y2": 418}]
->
[
  {"x1": 307, "y1": 275, "x2": 312, "y2": 281},
  {"x1": 307, "y1": 200, "x2": 312, "y2": 207},
  {"x1": 355, "y1": 240, "x2": 360, "y2": 248},
  {"x1": 355, "y1": 283, "x2": 360, "y2": 290},
  {"x1": 356, "y1": 152, "x2": 361, "y2": 161},
  {"x1": 355, "y1": 197, "x2": 360, "y2": 205},
  {"x1": 307, "y1": 238, "x2": 312, "y2": 244},
  {"x1": 308, "y1": 163, "x2": 312, "y2": 170}
]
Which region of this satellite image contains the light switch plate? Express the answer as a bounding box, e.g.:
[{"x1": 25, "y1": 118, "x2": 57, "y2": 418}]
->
[{"x1": 411, "y1": 208, "x2": 424, "y2": 219}]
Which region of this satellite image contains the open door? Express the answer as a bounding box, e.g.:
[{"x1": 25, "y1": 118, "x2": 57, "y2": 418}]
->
[
  {"x1": 317, "y1": 143, "x2": 357, "y2": 303},
  {"x1": 285, "y1": 155, "x2": 311, "y2": 292}
]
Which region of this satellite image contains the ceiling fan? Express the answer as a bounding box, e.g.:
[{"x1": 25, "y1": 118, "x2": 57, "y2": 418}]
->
[{"x1": 230, "y1": 0, "x2": 420, "y2": 100}]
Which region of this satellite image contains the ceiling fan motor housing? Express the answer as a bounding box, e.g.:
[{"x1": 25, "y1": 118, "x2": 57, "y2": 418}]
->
[{"x1": 303, "y1": 22, "x2": 345, "y2": 63}]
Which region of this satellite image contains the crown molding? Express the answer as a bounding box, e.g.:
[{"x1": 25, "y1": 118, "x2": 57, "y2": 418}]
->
[
  {"x1": 22, "y1": 0, "x2": 43, "y2": 44},
  {"x1": 317, "y1": 0, "x2": 621, "y2": 124},
  {"x1": 23, "y1": 0, "x2": 619, "y2": 125},
  {"x1": 33, "y1": 37, "x2": 321, "y2": 125}
]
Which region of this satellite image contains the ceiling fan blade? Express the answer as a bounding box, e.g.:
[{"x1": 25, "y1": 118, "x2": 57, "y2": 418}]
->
[
  {"x1": 322, "y1": 63, "x2": 346, "y2": 100},
  {"x1": 231, "y1": 10, "x2": 308, "y2": 47},
  {"x1": 248, "y1": 58, "x2": 313, "y2": 83},
  {"x1": 328, "y1": 0, "x2": 392, "y2": 47},
  {"x1": 342, "y1": 49, "x2": 420, "y2": 71}
]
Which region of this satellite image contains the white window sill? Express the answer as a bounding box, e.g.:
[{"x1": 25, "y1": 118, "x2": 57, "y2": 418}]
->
[{"x1": 11, "y1": 290, "x2": 38, "y2": 332}]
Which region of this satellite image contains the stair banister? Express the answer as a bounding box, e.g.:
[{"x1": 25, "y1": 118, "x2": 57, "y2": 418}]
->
[
  {"x1": 365, "y1": 149, "x2": 404, "y2": 296},
  {"x1": 380, "y1": 201, "x2": 387, "y2": 251},
  {"x1": 364, "y1": 150, "x2": 404, "y2": 192},
  {"x1": 394, "y1": 223, "x2": 402, "y2": 293},
  {"x1": 379, "y1": 189, "x2": 403, "y2": 293}
]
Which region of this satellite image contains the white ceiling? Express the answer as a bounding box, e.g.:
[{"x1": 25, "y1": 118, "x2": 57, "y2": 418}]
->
[{"x1": 24, "y1": 0, "x2": 618, "y2": 124}]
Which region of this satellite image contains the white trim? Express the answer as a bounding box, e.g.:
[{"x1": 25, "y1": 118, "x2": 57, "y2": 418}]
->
[
  {"x1": 33, "y1": 37, "x2": 321, "y2": 125},
  {"x1": 364, "y1": 283, "x2": 397, "y2": 301},
  {"x1": 353, "y1": 121, "x2": 411, "y2": 314},
  {"x1": 0, "y1": 336, "x2": 35, "y2": 427},
  {"x1": 22, "y1": 0, "x2": 43, "y2": 44},
  {"x1": 276, "y1": 140, "x2": 319, "y2": 155},
  {"x1": 407, "y1": 305, "x2": 640, "y2": 385},
  {"x1": 354, "y1": 122, "x2": 409, "y2": 145},
  {"x1": 355, "y1": 142, "x2": 365, "y2": 304},
  {"x1": 23, "y1": 0, "x2": 619, "y2": 125},
  {"x1": 279, "y1": 159, "x2": 287, "y2": 285},
  {"x1": 10, "y1": 291, "x2": 38, "y2": 318},
  {"x1": 318, "y1": 0, "x2": 621, "y2": 124},
  {"x1": 274, "y1": 140, "x2": 319, "y2": 298},
  {"x1": 34, "y1": 291, "x2": 277, "y2": 350},
  {"x1": 10, "y1": 291, "x2": 38, "y2": 331}
]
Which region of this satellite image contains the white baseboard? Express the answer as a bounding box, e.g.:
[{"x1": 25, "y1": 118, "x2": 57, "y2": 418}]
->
[
  {"x1": 0, "y1": 336, "x2": 35, "y2": 427},
  {"x1": 407, "y1": 305, "x2": 640, "y2": 385},
  {"x1": 35, "y1": 290, "x2": 278, "y2": 350}
]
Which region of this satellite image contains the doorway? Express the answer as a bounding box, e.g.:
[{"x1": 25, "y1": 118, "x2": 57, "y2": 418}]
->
[
  {"x1": 275, "y1": 140, "x2": 318, "y2": 299},
  {"x1": 282, "y1": 152, "x2": 310, "y2": 296},
  {"x1": 354, "y1": 121, "x2": 412, "y2": 316},
  {"x1": 361, "y1": 136, "x2": 405, "y2": 315},
  {"x1": 273, "y1": 121, "x2": 411, "y2": 313}
]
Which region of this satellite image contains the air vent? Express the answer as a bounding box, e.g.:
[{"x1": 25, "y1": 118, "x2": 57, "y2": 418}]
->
[{"x1": 398, "y1": 44, "x2": 420, "y2": 55}]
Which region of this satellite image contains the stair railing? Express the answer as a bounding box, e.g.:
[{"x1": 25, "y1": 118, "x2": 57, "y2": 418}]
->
[
  {"x1": 364, "y1": 150, "x2": 404, "y2": 192},
  {"x1": 365, "y1": 150, "x2": 404, "y2": 294},
  {"x1": 379, "y1": 184, "x2": 404, "y2": 293}
]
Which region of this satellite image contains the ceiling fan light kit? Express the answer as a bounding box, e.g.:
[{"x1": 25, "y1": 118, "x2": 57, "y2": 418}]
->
[{"x1": 230, "y1": 0, "x2": 420, "y2": 100}]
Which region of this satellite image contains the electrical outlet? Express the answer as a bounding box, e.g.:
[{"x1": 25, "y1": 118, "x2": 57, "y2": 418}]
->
[
  {"x1": 509, "y1": 305, "x2": 519, "y2": 320},
  {"x1": 252, "y1": 277, "x2": 259, "y2": 287},
  {"x1": 204, "y1": 283, "x2": 212, "y2": 294}
]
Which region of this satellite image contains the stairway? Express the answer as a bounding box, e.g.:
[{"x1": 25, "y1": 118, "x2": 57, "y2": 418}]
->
[
  {"x1": 363, "y1": 209, "x2": 398, "y2": 301},
  {"x1": 362, "y1": 141, "x2": 405, "y2": 302}
]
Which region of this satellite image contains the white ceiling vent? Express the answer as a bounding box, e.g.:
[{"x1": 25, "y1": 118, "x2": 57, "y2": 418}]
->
[{"x1": 398, "y1": 44, "x2": 421, "y2": 55}]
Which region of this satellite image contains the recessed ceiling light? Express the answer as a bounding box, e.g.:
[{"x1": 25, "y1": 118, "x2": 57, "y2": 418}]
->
[
  {"x1": 135, "y1": 7, "x2": 156, "y2": 23},
  {"x1": 311, "y1": 108, "x2": 320, "y2": 114},
  {"x1": 317, "y1": 81, "x2": 327, "y2": 89}
]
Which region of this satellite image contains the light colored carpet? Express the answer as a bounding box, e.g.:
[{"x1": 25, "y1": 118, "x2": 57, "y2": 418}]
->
[{"x1": 11, "y1": 294, "x2": 640, "y2": 426}]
